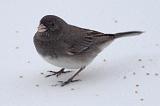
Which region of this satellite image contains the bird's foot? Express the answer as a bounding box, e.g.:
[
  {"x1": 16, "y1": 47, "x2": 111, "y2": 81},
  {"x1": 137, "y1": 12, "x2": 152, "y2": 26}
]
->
[
  {"x1": 58, "y1": 79, "x2": 81, "y2": 86},
  {"x1": 45, "y1": 68, "x2": 71, "y2": 77}
]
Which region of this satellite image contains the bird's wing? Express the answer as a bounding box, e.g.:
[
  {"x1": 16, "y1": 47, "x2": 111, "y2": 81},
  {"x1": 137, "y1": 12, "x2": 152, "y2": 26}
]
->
[{"x1": 64, "y1": 27, "x2": 114, "y2": 55}]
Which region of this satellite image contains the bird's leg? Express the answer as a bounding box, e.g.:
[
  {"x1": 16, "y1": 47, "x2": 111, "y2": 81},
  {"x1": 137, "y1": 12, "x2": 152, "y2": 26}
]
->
[
  {"x1": 60, "y1": 66, "x2": 86, "y2": 86},
  {"x1": 45, "y1": 68, "x2": 72, "y2": 77}
]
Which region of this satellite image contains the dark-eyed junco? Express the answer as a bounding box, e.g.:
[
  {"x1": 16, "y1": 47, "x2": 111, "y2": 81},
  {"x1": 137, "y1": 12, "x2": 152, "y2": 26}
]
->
[{"x1": 33, "y1": 15, "x2": 143, "y2": 86}]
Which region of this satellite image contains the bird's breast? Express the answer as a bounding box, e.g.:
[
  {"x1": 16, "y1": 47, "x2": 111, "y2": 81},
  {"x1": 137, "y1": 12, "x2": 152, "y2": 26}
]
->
[{"x1": 33, "y1": 37, "x2": 58, "y2": 57}]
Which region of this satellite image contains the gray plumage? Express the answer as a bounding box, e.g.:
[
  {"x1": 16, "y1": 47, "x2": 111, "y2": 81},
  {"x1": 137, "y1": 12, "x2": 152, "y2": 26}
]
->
[{"x1": 33, "y1": 15, "x2": 143, "y2": 86}]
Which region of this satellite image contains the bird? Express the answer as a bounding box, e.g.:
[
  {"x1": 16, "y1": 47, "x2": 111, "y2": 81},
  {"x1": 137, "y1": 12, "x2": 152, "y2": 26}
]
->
[{"x1": 33, "y1": 15, "x2": 143, "y2": 86}]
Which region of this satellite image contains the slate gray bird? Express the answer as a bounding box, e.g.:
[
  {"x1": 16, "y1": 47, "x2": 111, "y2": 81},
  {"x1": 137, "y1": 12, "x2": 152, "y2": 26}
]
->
[{"x1": 33, "y1": 15, "x2": 143, "y2": 86}]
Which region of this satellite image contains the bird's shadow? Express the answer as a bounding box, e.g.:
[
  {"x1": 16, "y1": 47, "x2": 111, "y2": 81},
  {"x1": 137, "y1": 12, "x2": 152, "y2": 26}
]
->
[
  {"x1": 33, "y1": 55, "x2": 146, "y2": 87},
  {"x1": 78, "y1": 56, "x2": 142, "y2": 85}
]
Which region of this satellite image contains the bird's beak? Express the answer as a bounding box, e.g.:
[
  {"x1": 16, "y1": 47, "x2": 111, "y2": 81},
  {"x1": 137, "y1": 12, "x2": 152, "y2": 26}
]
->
[{"x1": 37, "y1": 24, "x2": 47, "y2": 32}]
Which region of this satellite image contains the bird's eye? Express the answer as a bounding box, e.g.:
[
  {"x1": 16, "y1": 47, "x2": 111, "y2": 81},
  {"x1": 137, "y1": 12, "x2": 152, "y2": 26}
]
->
[{"x1": 51, "y1": 23, "x2": 54, "y2": 26}]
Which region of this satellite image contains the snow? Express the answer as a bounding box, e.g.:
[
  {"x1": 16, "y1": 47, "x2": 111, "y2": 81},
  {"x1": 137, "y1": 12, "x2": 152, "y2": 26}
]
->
[{"x1": 0, "y1": 0, "x2": 160, "y2": 106}]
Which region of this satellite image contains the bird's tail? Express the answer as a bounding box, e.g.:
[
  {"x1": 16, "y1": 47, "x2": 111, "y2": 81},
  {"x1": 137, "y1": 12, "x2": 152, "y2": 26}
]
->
[{"x1": 112, "y1": 31, "x2": 144, "y2": 39}]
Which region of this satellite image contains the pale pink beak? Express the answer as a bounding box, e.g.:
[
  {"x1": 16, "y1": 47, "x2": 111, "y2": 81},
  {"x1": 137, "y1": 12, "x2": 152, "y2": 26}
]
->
[{"x1": 37, "y1": 24, "x2": 47, "y2": 32}]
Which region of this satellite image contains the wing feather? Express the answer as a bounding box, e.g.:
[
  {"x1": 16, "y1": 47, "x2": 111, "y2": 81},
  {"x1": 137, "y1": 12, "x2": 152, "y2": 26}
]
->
[{"x1": 64, "y1": 26, "x2": 114, "y2": 55}]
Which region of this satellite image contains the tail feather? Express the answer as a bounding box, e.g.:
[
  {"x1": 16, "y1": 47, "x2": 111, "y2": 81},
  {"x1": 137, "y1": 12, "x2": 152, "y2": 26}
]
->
[{"x1": 113, "y1": 31, "x2": 144, "y2": 39}]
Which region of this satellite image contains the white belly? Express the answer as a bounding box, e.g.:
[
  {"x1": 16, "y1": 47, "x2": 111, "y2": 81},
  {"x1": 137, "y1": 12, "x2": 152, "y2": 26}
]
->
[{"x1": 41, "y1": 56, "x2": 91, "y2": 69}]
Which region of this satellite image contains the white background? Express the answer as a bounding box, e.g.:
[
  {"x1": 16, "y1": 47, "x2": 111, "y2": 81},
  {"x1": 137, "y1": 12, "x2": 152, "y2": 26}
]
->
[{"x1": 0, "y1": 0, "x2": 160, "y2": 106}]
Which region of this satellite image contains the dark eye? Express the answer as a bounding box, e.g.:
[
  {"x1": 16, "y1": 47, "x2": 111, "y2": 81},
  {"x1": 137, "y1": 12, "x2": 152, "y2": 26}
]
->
[{"x1": 51, "y1": 23, "x2": 54, "y2": 26}]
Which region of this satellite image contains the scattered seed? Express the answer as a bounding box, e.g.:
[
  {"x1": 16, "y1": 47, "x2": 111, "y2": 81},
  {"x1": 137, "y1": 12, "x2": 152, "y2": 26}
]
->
[
  {"x1": 103, "y1": 59, "x2": 106, "y2": 62},
  {"x1": 71, "y1": 88, "x2": 75, "y2": 90},
  {"x1": 15, "y1": 46, "x2": 19, "y2": 49},
  {"x1": 135, "y1": 90, "x2": 138, "y2": 94},
  {"x1": 138, "y1": 59, "x2": 142, "y2": 61},
  {"x1": 141, "y1": 66, "x2": 145, "y2": 68},
  {"x1": 133, "y1": 72, "x2": 136, "y2": 75},
  {"x1": 136, "y1": 84, "x2": 140, "y2": 87},
  {"x1": 149, "y1": 59, "x2": 153, "y2": 61},
  {"x1": 15, "y1": 30, "x2": 19, "y2": 33},
  {"x1": 95, "y1": 94, "x2": 99, "y2": 96},
  {"x1": 19, "y1": 76, "x2": 23, "y2": 78},
  {"x1": 35, "y1": 84, "x2": 39, "y2": 87},
  {"x1": 155, "y1": 43, "x2": 159, "y2": 46},
  {"x1": 114, "y1": 20, "x2": 118, "y2": 23},
  {"x1": 155, "y1": 73, "x2": 159, "y2": 76},
  {"x1": 123, "y1": 76, "x2": 127, "y2": 79},
  {"x1": 27, "y1": 61, "x2": 30, "y2": 63},
  {"x1": 140, "y1": 98, "x2": 144, "y2": 101},
  {"x1": 146, "y1": 73, "x2": 150, "y2": 75},
  {"x1": 40, "y1": 72, "x2": 44, "y2": 75}
]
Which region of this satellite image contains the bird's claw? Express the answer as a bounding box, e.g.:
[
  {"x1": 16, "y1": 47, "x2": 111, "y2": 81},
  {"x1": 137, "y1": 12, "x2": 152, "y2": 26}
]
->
[
  {"x1": 45, "y1": 69, "x2": 72, "y2": 78},
  {"x1": 58, "y1": 79, "x2": 81, "y2": 86}
]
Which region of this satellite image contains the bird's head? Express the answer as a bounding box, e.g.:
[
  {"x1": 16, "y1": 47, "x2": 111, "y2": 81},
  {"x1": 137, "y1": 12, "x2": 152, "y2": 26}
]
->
[{"x1": 37, "y1": 15, "x2": 67, "y2": 33}]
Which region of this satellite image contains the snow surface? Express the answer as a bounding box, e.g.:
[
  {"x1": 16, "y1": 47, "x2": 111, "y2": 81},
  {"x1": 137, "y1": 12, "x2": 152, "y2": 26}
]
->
[{"x1": 0, "y1": 0, "x2": 160, "y2": 106}]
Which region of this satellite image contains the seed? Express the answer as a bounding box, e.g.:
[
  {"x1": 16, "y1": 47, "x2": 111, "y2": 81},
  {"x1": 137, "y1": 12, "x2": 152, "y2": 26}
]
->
[
  {"x1": 15, "y1": 46, "x2": 19, "y2": 49},
  {"x1": 123, "y1": 76, "x2": 127, "y2": 79},
  {"x1": 40, "y1": 72, "x2": 44, "y2": 75},
  {"x1": 155, "y1": 73, "x2": 159, "y2": 76},
  {"x1": 155, "y1": 43, "x2": 159, "y2": 46},
  {"x1": 114, "y1": 20, "x2": 118, "y2": 23},
  {"x1": 141, "y1": 66, "x2": 145, "y2": 68},
  {"x1": 140, "y1": 98, "x2": 144, "y2": 101},
  {"x1": 138, "y1": 59, "x2": 142, "y2": 61},
  {"x1": 133, "y1": 72, "x2": 136, "y2": 75},
  {"x1": 35, "y1": 84, "x2": 39, "y2": 87},
  {"x1": 71, "y1": 88, "x2": 75, "y2": 90},
  {"x1": 27, "y1": 61, "x2": 30, "y2": 63},
  {"x1": 135, "y1": 90, "x2": 138, "y2": 94},
  {"x1": 16, "y1": 30, "x2": 19, "y2": 33},
  {"x1": 146, "y1": 73, "x2": 150, "y2": 75},
  {"x1": 19, "y1": 76, "x2": 23, "y2": 78}
]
